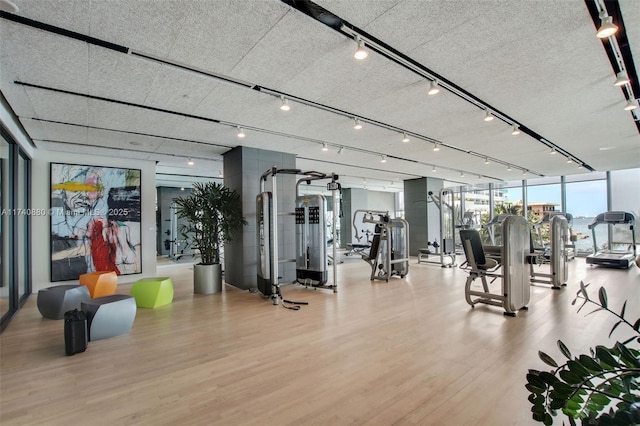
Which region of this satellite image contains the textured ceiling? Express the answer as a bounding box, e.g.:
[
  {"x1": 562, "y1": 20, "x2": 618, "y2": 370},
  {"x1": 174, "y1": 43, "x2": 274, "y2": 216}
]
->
[{"x1": 0, "y1": 0, "x2": 638, "y2": 191}]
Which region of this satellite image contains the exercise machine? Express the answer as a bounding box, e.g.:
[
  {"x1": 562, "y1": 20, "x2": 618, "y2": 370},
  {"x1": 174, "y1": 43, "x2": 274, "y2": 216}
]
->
[
  {"x1": 420, "y1": 189, "x2": 456, "y2": 267},
  {"x1": 530, "y1": 213, "x2": 569, "y2": 289},
  {"x1": 586, "y1": 211, "x2": 637, "y2": 269},
  {"x1": 353, "y1": 210, "x2": 409, "y2": 282},
  {"x1": 532, "y1": 211, "x2": 576, "y2": 261},
  {"x1": 257, "y1": 167, "x2": 340, "y2": 307},
  {"x1": 459, "y1": 215, "x2": 530, "y2": 317},
  {"x1": 295, "y1": 171, "x2": 341, "y2": 289}
]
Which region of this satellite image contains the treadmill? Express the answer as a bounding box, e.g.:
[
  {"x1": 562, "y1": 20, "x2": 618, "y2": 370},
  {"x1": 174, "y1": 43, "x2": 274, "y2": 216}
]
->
[{"x1": 586, "y1": 211, "x2": 637, "y2": 269}]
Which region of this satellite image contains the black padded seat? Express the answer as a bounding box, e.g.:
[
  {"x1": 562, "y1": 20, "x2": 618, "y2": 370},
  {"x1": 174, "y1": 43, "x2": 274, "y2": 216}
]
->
[{"x1": 460, "y1": 229, "x2": 499, "y2": 270}]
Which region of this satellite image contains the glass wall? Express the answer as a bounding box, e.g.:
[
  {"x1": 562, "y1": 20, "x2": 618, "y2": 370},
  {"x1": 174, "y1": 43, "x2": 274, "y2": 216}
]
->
[
  {"x1": 525, "y1": 177, "x2": 562, "y2": 222},
  {"x1": 0, "y1": 128, "x2": 31, "y2": 333},
  {"x1": 0, "y1": 136, "x2": 8, "y2": 323},
  {"x1": 451, "y1": 169, "x2": 635, "y2": 257},
  {"x1": 565, "y1": 174, "x2": 607, "y2": 255}
]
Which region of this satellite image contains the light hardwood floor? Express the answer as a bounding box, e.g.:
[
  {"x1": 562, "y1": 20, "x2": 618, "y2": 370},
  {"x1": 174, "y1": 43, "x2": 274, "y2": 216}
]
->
[{"x1": 1, "y1": 256, "x2": 638, "y2": 425}]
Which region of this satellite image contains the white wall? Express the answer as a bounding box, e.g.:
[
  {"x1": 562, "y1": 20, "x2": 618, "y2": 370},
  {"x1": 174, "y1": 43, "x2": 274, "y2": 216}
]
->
[
  {"x1": 31, "y1": 150, "x2": 157, "y2": 292},
  {"x1": 367, "y1": 191, "x2": 395, "y2": 213}
]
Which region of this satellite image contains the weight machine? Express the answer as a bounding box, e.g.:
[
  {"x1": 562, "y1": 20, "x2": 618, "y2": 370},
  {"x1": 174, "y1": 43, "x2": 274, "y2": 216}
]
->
[
  {"x1": 418, "y1": 189, "x2": 456, "y2": 267},
  {"x1": 257, "y1": 167, "x2": 340, "y2": 307},
  {"x1": 459, "y1": 215, "x2": 530, "y2": 317},
  {"x1": 353, "y1": 210, "x2": 409, "y2": 282},
  {"x1": 529, "y1": 212, "x2": 572, "y2": 289}
]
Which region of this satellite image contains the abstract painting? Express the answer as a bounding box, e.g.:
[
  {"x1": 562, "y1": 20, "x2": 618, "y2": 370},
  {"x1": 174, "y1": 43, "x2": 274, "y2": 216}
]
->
[{"x1": 50, "y1": 163, "x2": 141, "y2": 282}]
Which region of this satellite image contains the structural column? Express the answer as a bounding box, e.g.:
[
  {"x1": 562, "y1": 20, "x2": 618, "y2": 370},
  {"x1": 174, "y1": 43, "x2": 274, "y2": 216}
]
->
[{"x1": 223, "y1": 146, "x2": 296, "y2": 290}]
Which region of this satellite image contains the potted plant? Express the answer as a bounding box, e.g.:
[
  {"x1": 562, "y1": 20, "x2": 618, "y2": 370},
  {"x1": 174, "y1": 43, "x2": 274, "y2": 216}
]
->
[
  {"x1": 174, "y1": 182, "x2": 246, "y2": 294},
  {"x1": 526, "y1": 282, "x2": 639, "y2": 425}
]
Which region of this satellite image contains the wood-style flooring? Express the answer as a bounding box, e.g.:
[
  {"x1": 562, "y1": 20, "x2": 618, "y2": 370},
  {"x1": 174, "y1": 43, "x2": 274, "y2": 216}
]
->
[{"x1": 1, "y1": 256, "x2": 639, "y2": 425}]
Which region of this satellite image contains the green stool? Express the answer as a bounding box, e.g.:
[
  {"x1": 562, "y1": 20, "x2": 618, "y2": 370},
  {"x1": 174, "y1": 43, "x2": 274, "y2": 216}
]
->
[{"x1": 130, "y1": 277, "x2": 174, "y2": 308}]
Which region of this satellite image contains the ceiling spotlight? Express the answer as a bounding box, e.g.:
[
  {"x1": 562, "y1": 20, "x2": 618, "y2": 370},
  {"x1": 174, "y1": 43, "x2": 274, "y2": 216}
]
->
[
  {"x1": 353, "y1": 118, "x2": 363, "y2": 130},
  {"x1": 237, "y1": 126, "x2": 245, "y2": 138},
  {"x1": 218, "y1": 171, "x2": 223, "y2": 178},
  {"x1": 511, "y1": 124, "x2": 521, "y2": 135},
  {"x1": 477, "y1": 175, "x2": 482, "y2": 180},
  {"x1": 402, "y1": 132, "x2": 410, "y2": 143},
  {"x1": 180, "y1": 187, "x2": 184, "y2": 191},
  {"x1": 624, "y1": 99, "x2": 638, "y2": 111},
  {"x1": 432, "y1": 166, "x2": 437, "y2": 173},
  {"x1": 321, "y1": 143, "x2": 329, "y2": 152},
  {"x1": 337, "y1": 146, "x2": 344, "y2": 155},
  {"x1": 460, "y1": 171, "x2": 464, "y2": 178},
  {"x1": 578, "y1": 163, "x2": 584, "y2": 169},
  {"x1": 522, "y1": 170, "x2": 527, "y2": 176},
  {"x1": 354, "y1": 36, "x2": 368, "y2": 60},
  {"x1": 614, "y1": 71, "x2": 630, "y2": 87},
  {"x1": 280, "y1": 95, "x2": 290, "y2": 111},
  {"x1": 550, "y1": 147, "x2": 557, "y2": 155},
  {"x1": 484, "y1": 110, "x2": 494, "y2": 122},
  {"x1": 596, "y1": 13, "x2": 618, "y2": 39},
  {"x1": 0, "y1": 0, "x2": 19, "y2": 13},
  {"x1": 566, "y1": 157, "x2": 573, "y2": 164},
  {"x1": 428, "y1": 80, "x2": 440, "y2": 95},
  {"x1": 484, "y1": 157, "x2": 490, "y2": 165},
  {"x1": 187, "y1": 158, "x2": 194, "y2": 166},
  {"x1": 433, "y1": 143, "x2": 440, "y2": 152},
  {"x1": 507, "y1": 164, "x2": 512, "y2": 171},
  {"x1": 380, "y1": 155, "x2": 387, "y2": 163}
]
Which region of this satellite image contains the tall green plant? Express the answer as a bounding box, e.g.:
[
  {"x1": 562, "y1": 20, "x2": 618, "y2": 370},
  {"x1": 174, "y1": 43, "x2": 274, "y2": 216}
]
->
[
  {"x1": 526, "y1": 282, "x2": 640, "y2": 425},
  {"x1": 174, "y1": 182, "x2": 246, "y2": 265}
]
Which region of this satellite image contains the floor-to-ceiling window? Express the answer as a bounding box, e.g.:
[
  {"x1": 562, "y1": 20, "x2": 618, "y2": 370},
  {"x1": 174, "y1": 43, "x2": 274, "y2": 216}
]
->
[
  {"x1": 565, "y1": 172, "x2": 607, "y2": 255},
  {"x1": 525, "y1": 176, "x2": 562, "y2": 222},
  {"x1": 0, "y1": 127, "x2": 31, "y2": 332},
  {"x1": 0, "y1": 136, "x2": 8, "y2": 323}
]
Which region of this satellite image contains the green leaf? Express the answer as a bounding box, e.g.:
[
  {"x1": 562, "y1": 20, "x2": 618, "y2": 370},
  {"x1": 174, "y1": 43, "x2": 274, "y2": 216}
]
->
[
  {"x1": 566, "y1": 399, "x2": 581, "y2": 410},
  {"x1": 526, "y1": 383, "x2": 545, "y2": 394},
  {"x1": 619, "y1": 301, "x2": 627, "y2": 319},
  {"x1": 559, "y1": 369, "x2": 582, "y2": 385},
  {"x1": 558, "y1": 340, "x2": 572, "y2": 359},
  {"x1": 615, "y1": 342, "x2": 640, "y2": 367},
  {"x1": 539, "y1": 351, "x2": 559, "y2": 368},
  {"x1": 578, "y1": 354, "x2": 603, "y2": 373},
  {"x1": 633, "y1": 318, "x2": 640, "y2": 332},
  {"x1": 543, "y1": 413, "x2": 553, "y2": 426},
  {"x1": 539, "y1": 371, "x2": 558, "y2": 385},
  {"x1": 527, "y1": 373, "x2": 547, "y2": 389},
  {"x1": 567, "y1": 360, "x2": 591, "y2": 379},
  {"x1": 596, "y1": 346, "x2": 620, "y2": 368},
  {"x1": 591, "y1": 393, "x2": 611, "y2": 406},
  {"x1": 608, "y1": 321, "x2": 623, "y2": 339},
  {"x1": 598, "y1": 287, "x2": 608, "y2": 309}
]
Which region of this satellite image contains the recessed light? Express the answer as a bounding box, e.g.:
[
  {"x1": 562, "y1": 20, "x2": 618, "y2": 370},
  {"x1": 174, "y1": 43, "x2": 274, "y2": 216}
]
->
[
  {"x1": 599, "y1": 146, "x2": 616, "y2": 151},
  {"x1": 129, "y1": 141, "x2": 144, "y2": 146}
]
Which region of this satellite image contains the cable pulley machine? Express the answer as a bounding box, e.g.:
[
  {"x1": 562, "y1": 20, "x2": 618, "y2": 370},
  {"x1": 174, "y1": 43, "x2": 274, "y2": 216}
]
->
[{"x1": 257, "y1": 167, "x2": 340, "y2": 309}]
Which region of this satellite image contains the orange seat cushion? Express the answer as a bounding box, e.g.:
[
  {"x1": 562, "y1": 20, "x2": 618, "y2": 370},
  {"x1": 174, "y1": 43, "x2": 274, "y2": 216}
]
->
[{"x1": 79, "y1": 271, "x2": 118, "y2": 298}]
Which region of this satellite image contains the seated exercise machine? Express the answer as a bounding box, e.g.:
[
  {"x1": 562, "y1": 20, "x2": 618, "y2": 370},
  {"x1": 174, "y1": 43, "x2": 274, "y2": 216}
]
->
[
  {"x1": 529, "y1": 212, "x2": 570, "y2": 289},
  {"x1": 586, "y1": 211, "x2": 637, "y2": 269},
  {"x1": 353, "y1": 210, "x2": 409, "y2": 282},
  {"x1": 257, "y1": 167, "x2": 340, "y2": 308},
  {"x1": 459, "y1": 215, "x2": 530, "y2": 317},
  {"x1": 532, "y1": 211, "x2": 576, "y2": 261},
  {"x1": 418, "y1": 189, "x2": 456, "y2": 267}
]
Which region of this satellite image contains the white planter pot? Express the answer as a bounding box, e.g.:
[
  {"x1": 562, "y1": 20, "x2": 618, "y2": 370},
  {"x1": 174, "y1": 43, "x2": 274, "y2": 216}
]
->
[{"x1": 194, "y1": 263, "x2": 222, "y2": 294}]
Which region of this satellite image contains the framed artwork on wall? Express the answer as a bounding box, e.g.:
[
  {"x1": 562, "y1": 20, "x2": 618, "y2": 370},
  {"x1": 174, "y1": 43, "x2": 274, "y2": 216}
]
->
[{"x1": 50, "y1": 162, "x2": 142, "y2": 282}]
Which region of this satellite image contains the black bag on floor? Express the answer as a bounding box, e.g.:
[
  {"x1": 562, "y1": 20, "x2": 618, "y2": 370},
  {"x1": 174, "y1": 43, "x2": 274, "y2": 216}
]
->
[{"x1": 64, "y1": 309, "x2": 88, "y2": 356}]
